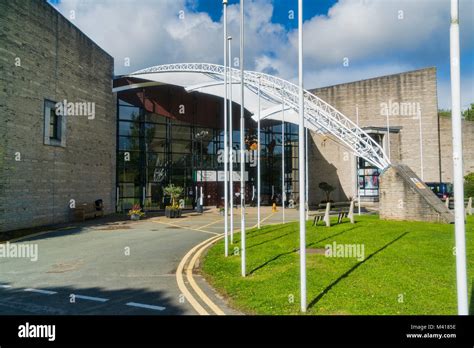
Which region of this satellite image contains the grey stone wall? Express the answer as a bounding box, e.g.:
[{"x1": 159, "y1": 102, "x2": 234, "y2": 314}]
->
[
  {"x1": 439, "y1": 117, "x2": 474, "y2": 181},
  {"x1": 379, "y1": 164, "x2": 453, "y2": 223},
  {"x1": 308, "y1": 67, "x2": 441, "y2": 204},
  {"x1": 0, "y1": 0, "x2": 116, "y2": 231}
]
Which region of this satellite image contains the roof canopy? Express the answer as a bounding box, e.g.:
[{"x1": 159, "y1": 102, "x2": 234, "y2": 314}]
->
[{"x1": 113, "y1": 63, "x2": 390, "y2": 169}]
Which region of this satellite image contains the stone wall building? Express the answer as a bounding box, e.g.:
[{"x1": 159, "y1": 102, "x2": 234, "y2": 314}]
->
[
  {"x1": 0, "y1": 0, "x2": 116, "y2": 232},
  {"x1": 1, "y1": 1, "x2": 472, "y2": 232},
  {"x1": 308, "y1": 67, "x2": 474, "y2": 205}
]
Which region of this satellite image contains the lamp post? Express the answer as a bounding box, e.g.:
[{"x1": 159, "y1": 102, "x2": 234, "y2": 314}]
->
[
  {"x1": 298, "y1": 0, "x2": 307, "y2": 312},
  {"x1": 239, "y1": 0, "x2": 246, "y2": 277},
  {"x1": 228, "y1": 35, "x2": 234, "y2": 243},
  {"x1": 450, "y1": 0, "x2": 468, "y2": 315},
  {"x1": 223, "y1": 0, "x2": 229, "y2": 257}
]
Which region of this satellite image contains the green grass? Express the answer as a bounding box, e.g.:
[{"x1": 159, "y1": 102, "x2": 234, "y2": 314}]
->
[{"x1": 201, "y1": 215, "x2": 474, "y2": 315}]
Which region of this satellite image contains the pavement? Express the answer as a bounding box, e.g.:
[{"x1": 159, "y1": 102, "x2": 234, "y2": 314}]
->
[{"x1": 0, "y1": 206, "x2": 299, "y2": 315}]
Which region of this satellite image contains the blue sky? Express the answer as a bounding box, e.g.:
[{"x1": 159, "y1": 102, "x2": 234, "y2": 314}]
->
[{"x1": 49, "y1": 0, "x2": 473, "y2": 109}]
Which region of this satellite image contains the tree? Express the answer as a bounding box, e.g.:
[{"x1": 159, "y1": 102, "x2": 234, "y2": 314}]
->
[
  {"x1": 462, "y1": 103, "x2": 474, "y2": 121},
  {"x1": 163, "y1": 184, "x2": 183, "y2": 207},
  {"x1": 318, "y1": 182, "x2": 335, "y2": 203},
  {"x1": 438, "y1": 103, "x2": 474, "y2": 121},
  {"x1": 465, "y1": 172, "x2": 474, "y2": 198}
]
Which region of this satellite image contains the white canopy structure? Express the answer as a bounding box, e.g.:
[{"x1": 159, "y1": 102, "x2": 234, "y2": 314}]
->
[{"x1": 114, "y1": 63, "x2": 391, "y2": 170}]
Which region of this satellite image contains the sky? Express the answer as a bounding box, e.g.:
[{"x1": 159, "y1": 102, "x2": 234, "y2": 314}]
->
[{"x1": 48, "y1": 0, "x2": 474, "y2": 110}]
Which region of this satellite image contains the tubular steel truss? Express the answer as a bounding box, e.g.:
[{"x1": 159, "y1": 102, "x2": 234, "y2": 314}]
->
[{"x1": 132, "y1": 63, "x2": 391, "y2": 170}]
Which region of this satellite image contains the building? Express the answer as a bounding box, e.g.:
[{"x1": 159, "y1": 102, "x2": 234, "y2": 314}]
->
[
  {"x1": 1, "y1": 0, "x2": 473, "y2": 232},
  {"x1": 309, "y1": 68, "x2": 474, "y2": 204},
  {"x1": 0, "y1": 0, "x2": 116, "y2": 231}
]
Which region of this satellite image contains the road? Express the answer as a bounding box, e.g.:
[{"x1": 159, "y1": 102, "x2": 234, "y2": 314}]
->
[{"x1": 0, "y1": 207, "x2": 298, "y2": 315}]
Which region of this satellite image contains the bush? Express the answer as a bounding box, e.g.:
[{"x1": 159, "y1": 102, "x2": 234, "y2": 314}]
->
[{"x1": 465, "y1": 173, "x2": 474, "y2": 198}]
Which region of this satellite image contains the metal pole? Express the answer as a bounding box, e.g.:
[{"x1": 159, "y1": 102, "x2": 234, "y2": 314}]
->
[
  {"x1": 228, "y1": 36, "x2": 234, "y2": 243},
  {"x1": 239, "y1": 0, "x2": 246, "y2": 277},
  {"x1": 281, "y1": 98, "x2": 285, "y2": 223},
  {"x1": 305, "y1": 127, "x2": 309, "y2": 220},
  {"x1": 223, "y1": 0, "x2": 229, "y2": 257},
  {"x1": 386, "y1": 113, "x2": 391, "y2": 161},
  {"x1": 419, "y1": 111, "x2": 424, "y2": 181},
  {"x1": 257, "y1": 76, "x2": 261, "y2": 229},
  {"x1": 356, "y1": 105, "x2": 361, "y2": 215},
  {"x1": 450, "y1": 0, "x2": 468, "y2": 315},
  {"x1": 297, "y1": 0, "x2": 306, "y2": 313}
]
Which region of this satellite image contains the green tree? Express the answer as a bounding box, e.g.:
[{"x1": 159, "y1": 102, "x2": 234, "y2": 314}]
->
[
  {"x1": 163, "y1": 184, "x2": 183, "y2": 207},
  {"x1": 438, "y1": 109, "x2": 451, "y2": 118},
  {"x1": 465, "y1": 172, "x2": 474, "y2": 198},
  {"x1": 462, "y1": 103, "x2": 474, "y2": 121}
]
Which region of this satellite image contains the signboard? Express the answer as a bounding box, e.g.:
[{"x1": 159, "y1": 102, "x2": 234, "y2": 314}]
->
[{"x1": 196, "y1": 170, "x2": 249, "y2": 182}]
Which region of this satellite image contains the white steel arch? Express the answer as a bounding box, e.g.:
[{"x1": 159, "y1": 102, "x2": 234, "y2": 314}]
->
[{"x1": 128, "y1": 63, "x2": 391, "y2": 170}]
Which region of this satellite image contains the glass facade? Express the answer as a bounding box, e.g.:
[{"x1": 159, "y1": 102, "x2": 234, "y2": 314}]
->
[
  {"x1": 116, "y1": 93, "x2": 300, "y2": 211},
  {"x1": 357, "y1": 133, "x2": 383, "y2": 198}
]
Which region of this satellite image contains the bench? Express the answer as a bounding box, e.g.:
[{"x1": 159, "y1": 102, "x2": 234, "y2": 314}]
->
[
  {"x1": 72, "y1": 200, "x2": 104, "y2": 222},
  {"x1": 443, "y1": 196, "x2": 473, "y2": 216},
  {"x1": 310, "y1": 200, "x2": 355, "y2": 227}
]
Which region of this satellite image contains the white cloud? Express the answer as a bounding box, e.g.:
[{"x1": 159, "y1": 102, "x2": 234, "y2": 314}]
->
[{"x1": 53, "y1": 0, "x2": 473, "y2": 107}]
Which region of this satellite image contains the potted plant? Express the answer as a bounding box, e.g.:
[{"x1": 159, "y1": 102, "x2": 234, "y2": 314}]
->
[
  {"x1": 128, "y1": 204, "x2": 145, "y2": 221},
  {"x1": 164, "y1": 184, "x2": 183, "y2": 218}
]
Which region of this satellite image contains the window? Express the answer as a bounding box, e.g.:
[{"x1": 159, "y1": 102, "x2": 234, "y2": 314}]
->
[{"x1": 44, "y1": 100, "x2": 66, "y2": 146}]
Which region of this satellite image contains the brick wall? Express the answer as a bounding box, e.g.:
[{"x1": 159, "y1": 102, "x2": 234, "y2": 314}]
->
[
  {"x1": 308, "y1": 67, "x2": 440, "y2": 204},
  {"x1": 0, "y1": 0, "x2": 116, "y2": 231}
]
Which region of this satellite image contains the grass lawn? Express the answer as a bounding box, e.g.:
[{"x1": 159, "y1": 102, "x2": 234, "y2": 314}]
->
[{"x1": 201, "y1": 215, "x2": 474, "y2": 315}]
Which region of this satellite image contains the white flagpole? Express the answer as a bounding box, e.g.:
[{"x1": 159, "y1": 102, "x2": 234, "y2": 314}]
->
[
  {"x1": 298, "y1": 0, "x2": 307, "y2": 312},
  {"x1": 240, "y1": 0, "x2": 246, "y2": 277},
  {"x1": 257, "y1": 76, "x2": 261, "y2": 229},
  {"x1": 281, "y1": 98, "x2": 285, "y2": 223},
  {"x1": 356, "y1": 105, "x2": 361, "y2": 216},
  {"x1": 419, "y1": 112, "x2": 424, "y2": 181},
  {"x1": 228, "y1": 35, "x2": 234, "y2": 243},
  {"x1": 305, "y1": 125, "x2": 309, "y2": 220},
  {"x1": 450, "y1": 0, "x2": 468, "y2": 315},
  {"x1": 223, "y1": 0, "x2": 229, "y2": 257}
]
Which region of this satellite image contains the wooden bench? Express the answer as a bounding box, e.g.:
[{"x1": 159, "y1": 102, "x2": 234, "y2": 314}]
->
[
  {"x1": 310, "y1": 200, "x2": 355, "y2": 227},
  {"x1": 72, "y1": 200, "x2": 104, "y2": 222}
]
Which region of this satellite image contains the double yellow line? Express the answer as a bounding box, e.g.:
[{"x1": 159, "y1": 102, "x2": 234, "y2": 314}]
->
[{"x1": 176, "y1": 233, "x2": 225, "y2": 315}]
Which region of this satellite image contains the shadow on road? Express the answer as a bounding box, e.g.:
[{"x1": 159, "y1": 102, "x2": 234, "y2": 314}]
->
[{"x1": 0, "y1": 283, "x2": 185, "y2": 315}]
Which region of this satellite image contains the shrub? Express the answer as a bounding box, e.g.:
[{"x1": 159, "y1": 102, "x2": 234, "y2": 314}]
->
[{"x1": 465, "y1": 172, "x2": 474, "y2": 198}]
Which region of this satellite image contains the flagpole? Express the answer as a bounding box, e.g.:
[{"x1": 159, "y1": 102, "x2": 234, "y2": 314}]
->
[
  {"x1": 240, "y1": 0, "x2": 246, "y2": 277},
  {"x1": 450, "y1": 0, "x2": 468, "y2": 315},
  {"x1": 223, "y1": 0, "x2": 229, "y2": 257},
  {"x1": 257, "y1": 76, "x2": 261, "y2": 229},
  {"x1": 298, "y1": 0, "x2": 307, "y2": 312},
  {"x1": 281, "y1": 98, "x2": 285, "y2": 223},
  {"x1": 228, "y1": 35, "x2": 234, "y2": 243}
]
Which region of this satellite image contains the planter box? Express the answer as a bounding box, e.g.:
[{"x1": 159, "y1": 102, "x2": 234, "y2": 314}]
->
[{"x1": 165, "y1": 207, "x2": 182, "y2": 218}]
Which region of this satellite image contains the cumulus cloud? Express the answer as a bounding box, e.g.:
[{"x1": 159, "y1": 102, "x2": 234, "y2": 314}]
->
[{"x1": 53, "y1": 0, "x2": 473, "y2": 108}]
